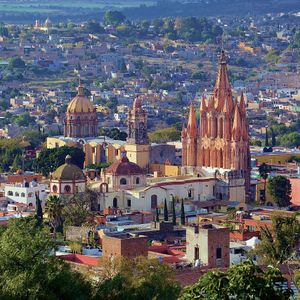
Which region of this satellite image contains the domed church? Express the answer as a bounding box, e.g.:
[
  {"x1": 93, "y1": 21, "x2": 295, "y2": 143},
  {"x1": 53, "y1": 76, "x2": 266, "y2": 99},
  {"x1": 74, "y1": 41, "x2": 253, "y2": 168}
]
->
[
  {"x1": 64, "y1": 84, "x2": 98, "y2": 138},
  {"x1": 50, "y1": 155, "x2": 86, "y2": 196}
]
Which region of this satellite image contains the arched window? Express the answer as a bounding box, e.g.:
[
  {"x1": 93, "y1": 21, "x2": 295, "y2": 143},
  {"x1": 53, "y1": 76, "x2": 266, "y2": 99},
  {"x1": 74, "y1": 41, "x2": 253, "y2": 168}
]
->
[
  {"x1": 28, "y1": 193, "x2": 33, "y2": 197},
  {"x1": 15, "y1": 192, "x2": 19, "y2": 197},
  {"x1": 136, "y1": 177, "x2": 140, "y2": 185},
  {"x1": 151, "y1": 195, "x2": 157, "y2": 209},
  {"x1": 52, "y1": 185, "x2": 58, "y2": 193},
  {"x1": 8, "y1": 191, "x2": 13, "y2": 196},
  {"x1": 21, "y1": 193, "x2": 25, "y2": 197},
  {"x1": 64, "y1": 185, "x2": 71, "y2": 193},
  {"x1": 113, "y1": 197, "x2": 118, "y2": 208},
  {"x1": 120, "y1": 178, "x2": 127, "y2": 185}
]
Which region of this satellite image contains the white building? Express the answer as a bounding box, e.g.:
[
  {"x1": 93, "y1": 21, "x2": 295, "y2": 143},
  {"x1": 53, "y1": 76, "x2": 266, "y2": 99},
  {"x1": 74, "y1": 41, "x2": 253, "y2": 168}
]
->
[{"x1": 5, "y1": 181, "x2": 47, "y2": 207}]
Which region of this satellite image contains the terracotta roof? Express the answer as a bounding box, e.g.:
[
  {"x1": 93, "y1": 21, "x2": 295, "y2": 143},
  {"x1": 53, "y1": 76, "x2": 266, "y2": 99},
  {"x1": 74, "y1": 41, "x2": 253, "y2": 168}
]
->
[{"x1": 106, "y1": 155, "x2": 144, "y2": 176}]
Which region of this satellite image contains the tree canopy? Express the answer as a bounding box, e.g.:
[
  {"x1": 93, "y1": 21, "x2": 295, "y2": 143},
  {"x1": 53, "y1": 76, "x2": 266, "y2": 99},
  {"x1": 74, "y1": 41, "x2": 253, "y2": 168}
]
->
[
  {"x1": 0, "y1": 218, "x2": 92, "y2": 300},
  {"x1": 179, "y1": 260, "x2": 292, "y2": 300},
  {"x1": 149, "y1": 127, "x2": 181, "y2": 143},
  {"x1": 253, "y1": 215, "x2": 300, "y2": 266},
  {"x1": 33, "y1": 146, "x2": 85, "y2": 176},
  {"x1": 268, "y1": 175, "x2": 292, "y2": 207},
  {"x1": 95, "y1": 256, "x2": 181, "y2": 300},
  {"x1": 103, "y1": 11, "x2": 126, "y2": 26}
]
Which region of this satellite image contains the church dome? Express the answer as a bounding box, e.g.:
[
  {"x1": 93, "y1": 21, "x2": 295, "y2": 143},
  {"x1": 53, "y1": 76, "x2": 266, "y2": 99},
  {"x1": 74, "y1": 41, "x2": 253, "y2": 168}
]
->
[
  {"x1": 106, "y1": 153, "x2": 143, "y2": 176},
  {"x1": 51, "y1": 155, "x2": 85, "y2": 181},
  {"x1": 66, "y1": 85, "x2": 94, "y2": 114}
]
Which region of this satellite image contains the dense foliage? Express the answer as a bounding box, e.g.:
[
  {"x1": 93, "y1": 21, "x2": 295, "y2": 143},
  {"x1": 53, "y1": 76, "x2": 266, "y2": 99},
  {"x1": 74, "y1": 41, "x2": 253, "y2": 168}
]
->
[
  {"x1": 95, "y1": 256, "x2": 181, "y2": 300},
  {"x1": 268, "y1": 175, "x2": 292, "y2": 207},
  {"x1": 0, "y1": 218, "x2": 92, "y2": 300},
  {"x1": 149, "y1": 127, "x2": 181, "y2": 143},
  {"x1": 179, "y1": 260, "x2": 292, "y2": 300},
  {"x1": 33, "y1": 146, "x2": 85, "y2": 176},
  {"x1": 99, "y1": 127, "x2": 128, "y2": 141},
  {"x1": 253, "y1": 215, "x2": 300, "y2": 265}
]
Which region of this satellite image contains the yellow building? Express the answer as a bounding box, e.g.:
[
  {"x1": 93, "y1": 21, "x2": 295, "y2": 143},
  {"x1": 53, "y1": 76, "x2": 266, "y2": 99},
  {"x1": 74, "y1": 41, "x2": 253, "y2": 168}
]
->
[
  {"x1": 252, "y1": 152, "x2": 300, "y2": 165},
  {"x1": 125, "y1": 144, "x2": 150, "y2": 171}
]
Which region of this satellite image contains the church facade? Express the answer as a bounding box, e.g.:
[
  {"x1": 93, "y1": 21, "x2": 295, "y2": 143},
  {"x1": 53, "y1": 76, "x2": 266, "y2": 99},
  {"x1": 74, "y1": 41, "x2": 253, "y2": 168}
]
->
[
  {"x1": 64, "y1": 84, "x2": 98, "y2": 138},
  {"x1": 125, "y1": 97, "x2": 151, "y2": 170},
  {"x1": 182, "y1": 51, "x2": 250, "y2": 201}
]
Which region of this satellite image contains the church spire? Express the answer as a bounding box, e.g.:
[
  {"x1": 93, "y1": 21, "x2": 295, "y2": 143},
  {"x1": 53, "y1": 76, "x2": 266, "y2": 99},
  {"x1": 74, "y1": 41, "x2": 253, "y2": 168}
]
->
[
  {"x1": 200, "y1": 95, "x2": 207, "y2": 112},
  {"x1": 187, "y1": 102, "x2": 197, "y2": 137},
  {"x1": 232, "y1": 104, "x2": 241, "y2": 141},
  {"x1": 239, "y1": 92, "x2": 246, "y2": 114},
  {"x1": 214, "y1": 50, "x2": 233, "y2": 113}
]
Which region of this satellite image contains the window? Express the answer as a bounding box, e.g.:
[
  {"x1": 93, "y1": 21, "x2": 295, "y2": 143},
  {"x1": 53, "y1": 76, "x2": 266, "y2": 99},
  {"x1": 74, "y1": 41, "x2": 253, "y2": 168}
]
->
[
  {"x1": 113, "y1": 198, "x2": 118, "y2": 208},
  {"x1": 8, "y1": 191, "x2": 13, "y2": 196},
  {"x1": 127, "y1": 199, "x2": 131, "y2": 207},
  {"x1": 21, "y1": 193, "x2": 25, "y2": 197},
  {"x1": 120, "y1": 178, "x2": 127, "y2": 185},
  {"x1": 194, "y1": 247, "x2": 199, "y2": 260},
  {"x1": 188, "y1": 189, "x2": 193, "y2": 198},
  {"x1": 136, "y1": 177, "x2": 140, "y2": 184},
  {"x1": 15, "y1": 192, "x2": 19, "y2": 197},
  {"x1": 52, "y1": 185, "x2": 58, "y2": 193},
  {"x1": 216, "y1": 247, "x2": 222, "y2": 259},
  {"x1": 28, "y1": 193, "x2": 33, "y2": 197},
  {"x1": 151, "y1": 195, "x2": 157, "y2": 209},
  {"x1": 64, "y1": 185, "x2": 71, "y2": 193}
]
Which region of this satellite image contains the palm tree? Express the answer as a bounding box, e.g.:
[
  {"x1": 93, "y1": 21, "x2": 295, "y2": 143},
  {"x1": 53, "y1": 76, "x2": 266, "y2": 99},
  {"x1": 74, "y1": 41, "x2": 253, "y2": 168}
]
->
[{"x1": 45, "y1": 195, "x2": 64, "y2": 241}]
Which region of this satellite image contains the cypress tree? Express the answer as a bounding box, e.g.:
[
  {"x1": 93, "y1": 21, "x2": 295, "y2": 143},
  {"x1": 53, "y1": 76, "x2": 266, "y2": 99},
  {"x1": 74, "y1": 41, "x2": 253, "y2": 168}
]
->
[
  {"x1": 265, "y1": 126, "x2": 269, "y2": 147},
  {"x1": 163, "y1": 199, "x2": 168, "y2": 221},
  {"x1": 156, "y1": 207, "x2": 159, "y2": 222},
  {"x1": 172, "y1": 197, "x2": 176, "y2": 225},
  {"x1": 180, "y1": 199, "x2": 185, "y2": 225},
  {"x1": 35, "y1": 192, "x2": 43, "y2": 226}
]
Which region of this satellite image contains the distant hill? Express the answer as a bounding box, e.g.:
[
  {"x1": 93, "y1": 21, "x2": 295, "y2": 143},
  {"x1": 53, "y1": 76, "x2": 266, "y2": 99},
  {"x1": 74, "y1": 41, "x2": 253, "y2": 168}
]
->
[{"x1": 1, "y1": 0, "x2": 300, "y2": 23}]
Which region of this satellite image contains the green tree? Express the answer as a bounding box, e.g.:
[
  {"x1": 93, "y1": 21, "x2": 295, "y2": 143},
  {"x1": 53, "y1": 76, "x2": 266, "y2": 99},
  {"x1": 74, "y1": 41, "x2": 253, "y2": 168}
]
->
[
  {"x1": 35, "y1": 193, "x2": 43, "y2": 227},
  {"x1": 258, "y1": 163, "x2": 271, "y2": 204},
  {"x1": 278, "y1": 132, "x2": 300, "y2": 148},
  {"x1": 253, "y1": 215, "x2": 300, "y2": 266},
  {"x1": 103, "y1": 11, "x2": 126, "y2": 26},
  {"x1": 11, "y1": 154, "x2": 22, "y2": 171},
  {"x1": 13, "y1": 112, "x2": 35, "y2": 127},
  {"x1": 156, "y1": 207, "x2": 160, "y2": 222},
  {"x1": 85, "y1": 21, "x2": 105, "y2": 33},
  {"x1": 172, "y1": 197, "x2": 176, "y2": 225},
  {"x1": 62, "y1": 190, "x2": 94, "y2": 227},
  {"x1": 180, "y1": 199, "x2": 185, "y2": 225},
  {"x1": 179, "y1": 260, "x2": 292, "y2": 300},
  {"x1": 164, "y1": 198, "x2": 168, "y2": 221},
  {"x1": 33, "y1": 146, "x2": 85, "y2": 176},
  {"x1": 268, "y1": 175, "x2": 292, "y2": 207},
  {"x1": 0, "y1": 218, "x2": 92, "y2": 299},
  {"x1": 9, "y1": 57, "x2": 25, "y2": 69},
  {"x1": 149, "y1": 127, "x2": 181, "y2": 143},
  {"x1": 95, "y1": 256, "x2": 181, "y2": 300},
  {"x1": 45, "y1": 195, "x2": 64, "y2": 241}
]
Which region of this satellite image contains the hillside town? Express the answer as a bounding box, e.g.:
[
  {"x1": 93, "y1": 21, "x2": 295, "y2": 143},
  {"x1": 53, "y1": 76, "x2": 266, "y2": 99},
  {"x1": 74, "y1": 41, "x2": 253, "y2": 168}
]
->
[{"x1": 0, "y1": 7, "x2": 299, "y2": 300}]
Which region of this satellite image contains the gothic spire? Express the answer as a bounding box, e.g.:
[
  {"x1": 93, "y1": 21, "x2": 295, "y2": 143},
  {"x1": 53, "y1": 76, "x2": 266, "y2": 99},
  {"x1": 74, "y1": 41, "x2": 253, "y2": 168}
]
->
[
  {"x1": 200, "y1": 95, "x2": 207, "y2": 112},
  {"x1": 232, "y1": 104, "x2": 241, "y2": 141},
  {"x1": 214, "y1": 50, "x2": 233, "y2": 113},
  {"x1": 187, "y1": 102, "x2": 197, "y2": 136},
  {"x1": 239, "y1": 92, "x2": 246, "y2": 114}
]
